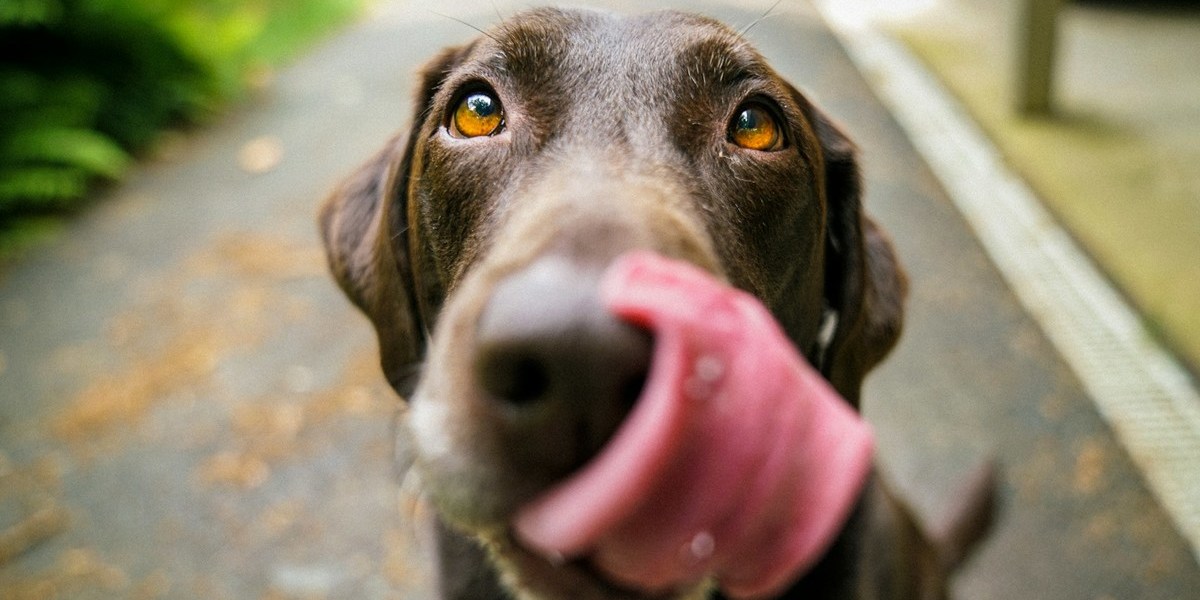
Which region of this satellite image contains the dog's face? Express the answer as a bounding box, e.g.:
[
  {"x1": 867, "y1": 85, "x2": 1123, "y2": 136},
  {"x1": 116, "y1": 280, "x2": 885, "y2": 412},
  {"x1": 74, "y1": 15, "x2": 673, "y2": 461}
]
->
[{"x1": 321, "y1": 8, "x2": 906, "y2": 599}]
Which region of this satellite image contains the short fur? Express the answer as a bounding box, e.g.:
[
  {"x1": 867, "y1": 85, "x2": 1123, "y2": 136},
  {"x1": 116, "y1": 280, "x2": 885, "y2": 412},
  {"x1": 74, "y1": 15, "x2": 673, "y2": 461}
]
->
[{"x1": 320, "y1": 8, "x2": 990, "y2": 599}]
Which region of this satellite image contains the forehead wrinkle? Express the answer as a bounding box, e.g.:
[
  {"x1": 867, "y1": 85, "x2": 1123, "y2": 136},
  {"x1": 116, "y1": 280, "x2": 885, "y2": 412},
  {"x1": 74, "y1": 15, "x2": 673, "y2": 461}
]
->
[
  {"x1": 479, "y1": 10, "x2": 759, "y2": 98},
  {"x1": 677, "y1": 35, "x2": 768, "y2": 92},
  {"x1": 486, "y1": 8, "x2": 592, "y2": 78}
]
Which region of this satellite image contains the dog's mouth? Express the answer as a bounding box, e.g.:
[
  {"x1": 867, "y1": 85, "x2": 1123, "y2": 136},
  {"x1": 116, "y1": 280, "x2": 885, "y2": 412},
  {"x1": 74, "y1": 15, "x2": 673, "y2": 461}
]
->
[{"x1": 503, "y1": 252, "x2": 875, "y2": 599}]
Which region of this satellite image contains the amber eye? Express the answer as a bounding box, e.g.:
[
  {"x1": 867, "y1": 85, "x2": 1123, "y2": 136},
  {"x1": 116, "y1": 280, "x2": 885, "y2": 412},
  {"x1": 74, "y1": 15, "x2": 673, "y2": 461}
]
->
[
  {"x1": 729, "y1": 104, "x2": 782, "y2": 151},
  {"x1": 450, "y1": 90, "x2": 503, "y2": 138}
]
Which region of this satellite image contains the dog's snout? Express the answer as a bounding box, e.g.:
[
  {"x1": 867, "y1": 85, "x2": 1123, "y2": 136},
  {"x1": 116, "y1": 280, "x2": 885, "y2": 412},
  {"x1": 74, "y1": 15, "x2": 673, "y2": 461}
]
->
[{"x1": 474, "y1": 258, "x2": 652, "y2": 474}]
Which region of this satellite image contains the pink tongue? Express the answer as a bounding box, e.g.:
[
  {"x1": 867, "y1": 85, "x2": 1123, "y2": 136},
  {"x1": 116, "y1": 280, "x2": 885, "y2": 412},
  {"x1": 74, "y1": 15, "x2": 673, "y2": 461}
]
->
[{"x1": 513, "y1": 252, "x2": 873, "y2": 599}]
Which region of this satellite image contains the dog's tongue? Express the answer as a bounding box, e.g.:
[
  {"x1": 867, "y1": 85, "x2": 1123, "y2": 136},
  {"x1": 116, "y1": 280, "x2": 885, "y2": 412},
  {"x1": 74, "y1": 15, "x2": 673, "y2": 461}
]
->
[{"x1": 513, "y1": 252, "x2": 873, "y2": 599}]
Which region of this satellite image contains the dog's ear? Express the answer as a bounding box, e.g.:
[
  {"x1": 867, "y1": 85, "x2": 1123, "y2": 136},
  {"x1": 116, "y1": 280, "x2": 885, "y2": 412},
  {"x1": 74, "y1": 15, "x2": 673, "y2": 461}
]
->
[
  {"x1": 318, "y1": 45, "x2": 471, "y2": 397},
  {"x1": 873, "y1": 463, "x2": 995, "y2": 599},
  {"x1": 916, "y1": 462, "x2": 996, "y2": 600},
  {"x1": 806, "y1": 104, "x2": 908, "y2": 406},
  {"x1": 925, "y1": 461, "x2": 996, "y2": 575}
]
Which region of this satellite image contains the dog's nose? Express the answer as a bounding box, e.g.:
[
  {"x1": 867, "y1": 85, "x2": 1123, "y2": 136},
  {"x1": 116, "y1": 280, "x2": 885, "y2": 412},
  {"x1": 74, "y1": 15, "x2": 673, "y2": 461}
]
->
[{"x1": 474, "y1": 257, "x2": 652, "y2": 476}]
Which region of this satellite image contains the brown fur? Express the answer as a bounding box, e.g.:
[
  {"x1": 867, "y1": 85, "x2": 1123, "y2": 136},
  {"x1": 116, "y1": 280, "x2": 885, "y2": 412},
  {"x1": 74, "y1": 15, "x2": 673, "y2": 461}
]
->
[{"x1": 319, "y1": 8, "x2": 990, "y2": 599}]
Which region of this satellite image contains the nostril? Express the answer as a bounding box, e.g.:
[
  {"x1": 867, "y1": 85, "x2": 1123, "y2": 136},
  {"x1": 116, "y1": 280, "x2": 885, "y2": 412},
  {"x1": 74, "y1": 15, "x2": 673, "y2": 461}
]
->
[
  {"x1": 509, "y1": 356, "x2": 552, "y2": 405},
  {"x1": 619, "y1": 369, "x2": 648, "y2": 411},
  {"x1": 479, "y1": 349, "x2": 552, "y2": 406},
  {"x1": 472, "y1": 257, "x2": 655, "y2": 475}
]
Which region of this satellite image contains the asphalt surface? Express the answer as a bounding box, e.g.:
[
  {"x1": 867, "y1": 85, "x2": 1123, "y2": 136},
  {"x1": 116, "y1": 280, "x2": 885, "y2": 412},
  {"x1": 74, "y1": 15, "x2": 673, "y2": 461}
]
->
[{"x1": 1, "y1": 1, "x2": 1197, "y2": 598}]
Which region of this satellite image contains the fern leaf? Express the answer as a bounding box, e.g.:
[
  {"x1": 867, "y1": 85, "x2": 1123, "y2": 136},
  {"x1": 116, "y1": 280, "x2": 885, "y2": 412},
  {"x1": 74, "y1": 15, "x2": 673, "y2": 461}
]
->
[
  {"x1": 0, "y1": 127, "x2": 130, "y2": 179},
  {"x1": 0, "y1": 167, "x2": 89, "y2": 210}
]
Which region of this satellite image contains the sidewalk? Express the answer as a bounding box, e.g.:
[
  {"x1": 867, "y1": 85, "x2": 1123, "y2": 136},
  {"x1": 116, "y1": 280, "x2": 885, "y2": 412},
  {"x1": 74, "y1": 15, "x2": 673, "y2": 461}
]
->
[
  {"x1": 876, "y1": 0, "x2": 1200, "y2": 375},
  {"x1": 2, "y1": 1, "x2": 1198, "y2": 598}
]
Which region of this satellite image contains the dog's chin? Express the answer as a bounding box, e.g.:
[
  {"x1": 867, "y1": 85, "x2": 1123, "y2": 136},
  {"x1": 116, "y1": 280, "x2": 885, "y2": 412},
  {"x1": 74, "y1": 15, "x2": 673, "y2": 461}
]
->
[
  {"x1": 480, "y1": 530, "x2": 714, "y2": 600},
  {"x1": 413, "y1": 466, "x2": 710, "y2": 600}
]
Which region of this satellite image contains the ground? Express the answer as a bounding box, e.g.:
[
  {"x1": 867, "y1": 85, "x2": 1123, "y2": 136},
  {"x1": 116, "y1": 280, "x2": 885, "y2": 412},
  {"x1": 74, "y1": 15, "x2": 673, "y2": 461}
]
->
[
  {"x1": 885, "y1": 0, "x2": 1200, "y2": 374},
  {"x1": 1, "y1": 1, "x2": 1198, "y2": 598}
]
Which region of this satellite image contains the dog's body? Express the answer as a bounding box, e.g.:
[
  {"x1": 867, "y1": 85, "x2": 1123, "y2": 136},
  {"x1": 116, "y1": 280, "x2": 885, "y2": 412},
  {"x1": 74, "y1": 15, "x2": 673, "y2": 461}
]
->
[{"x1": 320, "y1": 8, "x2": 990, "y2": 599}]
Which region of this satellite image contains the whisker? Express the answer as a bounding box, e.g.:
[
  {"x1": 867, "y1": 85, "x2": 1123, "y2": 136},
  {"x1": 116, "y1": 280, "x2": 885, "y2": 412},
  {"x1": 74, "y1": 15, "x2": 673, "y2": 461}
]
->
[
  {"x1": 739, "y1": 0, "x2": 786, "y2": 38},
  {"x1": 429, "y1": 9, "x2": 500, "y2": 43}
]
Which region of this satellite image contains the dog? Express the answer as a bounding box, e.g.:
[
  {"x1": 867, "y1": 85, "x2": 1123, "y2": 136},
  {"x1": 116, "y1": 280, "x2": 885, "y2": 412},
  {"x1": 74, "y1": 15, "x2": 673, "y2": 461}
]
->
[{"x1": 319, "y1": 8, "x2": 992, "y2": 599}]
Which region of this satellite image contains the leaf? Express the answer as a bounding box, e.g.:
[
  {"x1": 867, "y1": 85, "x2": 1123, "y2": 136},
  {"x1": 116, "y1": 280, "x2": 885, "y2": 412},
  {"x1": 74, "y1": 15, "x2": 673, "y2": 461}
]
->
[
  {"x1": 0, "y1": 167, "x2": 89, "y2": 209},
  {"x1": 0, "y1": 127, "x2": 130, "y2": 179},
  {"x1": 0, "y1": 0, "x2": 63, "y2": 27},
  {"x1": 237, "y1": 135, "x2": 283, "y2": 174}
]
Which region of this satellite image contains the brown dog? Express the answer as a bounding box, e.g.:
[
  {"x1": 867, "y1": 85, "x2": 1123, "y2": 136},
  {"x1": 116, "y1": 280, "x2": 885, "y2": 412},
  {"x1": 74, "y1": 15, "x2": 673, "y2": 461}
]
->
[{"x1": 320, "y1": 8, "x2": 990, "y2": 599}]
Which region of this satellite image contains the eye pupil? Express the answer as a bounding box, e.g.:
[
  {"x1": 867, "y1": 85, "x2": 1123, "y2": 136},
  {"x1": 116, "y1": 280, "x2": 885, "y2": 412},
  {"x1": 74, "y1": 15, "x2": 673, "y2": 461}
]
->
[
  {"x1": 466, "y1": 93, "x2": 496, "y2": 118},
  {"x1": 737, "y1": 108, "x2": 761, "y2": 131},
  {"x1": 452, "y1": 90, "x2": 503, "y2": 138},
  {"x1": 730, "y1": 105, "x2": 781, "y2": 151}
]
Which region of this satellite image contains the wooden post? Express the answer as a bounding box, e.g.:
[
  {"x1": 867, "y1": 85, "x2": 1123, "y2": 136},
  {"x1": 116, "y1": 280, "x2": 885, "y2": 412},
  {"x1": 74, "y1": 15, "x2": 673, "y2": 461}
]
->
[{"x1": 1017, "y1": 0, "x2": 1065, "y2": 115}]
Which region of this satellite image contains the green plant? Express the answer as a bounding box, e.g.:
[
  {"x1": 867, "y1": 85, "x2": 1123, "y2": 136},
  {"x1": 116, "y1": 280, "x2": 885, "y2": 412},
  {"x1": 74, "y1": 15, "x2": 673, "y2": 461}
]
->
[
  {"x1": 0, "y1": 0, "x2": 362, "y2": 258},
  {"x1": 1, "y1": 0, "x2": 211, "y2": 225}
]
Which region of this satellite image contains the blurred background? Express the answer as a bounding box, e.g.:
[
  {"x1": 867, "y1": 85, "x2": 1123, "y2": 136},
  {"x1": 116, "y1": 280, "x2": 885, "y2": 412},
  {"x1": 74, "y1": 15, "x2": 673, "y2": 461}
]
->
[
  {"x1": 1, "y1": 0, "x2": 1198, "y2": 598},
  {"x1": 0, "y1": 0, "x2": 361, "y2": 254},
  {"x1": 878, "y1": 0, "x2": 1200, "y2": 395}
]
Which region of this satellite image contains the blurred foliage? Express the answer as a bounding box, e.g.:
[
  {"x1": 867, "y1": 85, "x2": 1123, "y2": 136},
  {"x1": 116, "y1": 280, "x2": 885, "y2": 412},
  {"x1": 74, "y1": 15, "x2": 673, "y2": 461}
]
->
[{"x1": 0, "y1": 0, "x2": 362, "y2": 255}]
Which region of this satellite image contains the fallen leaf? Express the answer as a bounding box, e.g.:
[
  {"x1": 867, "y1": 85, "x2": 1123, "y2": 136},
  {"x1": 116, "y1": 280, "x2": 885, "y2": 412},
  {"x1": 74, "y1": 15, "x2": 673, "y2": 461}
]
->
[{"x1": 237, "y1": 135, "x2": 284, "y2": 174}]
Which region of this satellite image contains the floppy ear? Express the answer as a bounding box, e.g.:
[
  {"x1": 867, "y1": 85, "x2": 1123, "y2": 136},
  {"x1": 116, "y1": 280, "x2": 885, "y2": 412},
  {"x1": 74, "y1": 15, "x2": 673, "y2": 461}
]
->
[
  {"x1": 924, "y1": 460, "x2": 996, "y2": 574},
  {"x1": 318, "y1": 46, "x2": 470, "y2": 397},
  {"x1": 808, "y1": 105, "x2": 908, "y2": 407},
  {"x1": 869, "y1": 463, "x2": 996, "y2": 599}
]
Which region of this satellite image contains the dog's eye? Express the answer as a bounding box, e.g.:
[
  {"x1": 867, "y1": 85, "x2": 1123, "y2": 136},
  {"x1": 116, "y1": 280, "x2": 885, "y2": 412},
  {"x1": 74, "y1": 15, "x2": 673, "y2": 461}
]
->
[
  {"x1": 450, "y1": 91, "x2": 504, "y2": 138},
  {"x1": 729, "y1": 104, "x2": 782, "y2": 151}
]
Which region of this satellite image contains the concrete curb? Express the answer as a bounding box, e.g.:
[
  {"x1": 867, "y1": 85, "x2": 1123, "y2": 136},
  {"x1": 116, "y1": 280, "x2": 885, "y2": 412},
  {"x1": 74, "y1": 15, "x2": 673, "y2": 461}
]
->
[{"x1": 813, "y1": 0, "x2": 1200, "y2": 564}]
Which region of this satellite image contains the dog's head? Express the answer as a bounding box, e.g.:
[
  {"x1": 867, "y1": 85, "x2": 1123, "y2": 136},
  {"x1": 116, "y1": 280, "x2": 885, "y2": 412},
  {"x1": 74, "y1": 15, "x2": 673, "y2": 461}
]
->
[{"x1": 320, "y1": 8, "x2": 907, "y2": 598}]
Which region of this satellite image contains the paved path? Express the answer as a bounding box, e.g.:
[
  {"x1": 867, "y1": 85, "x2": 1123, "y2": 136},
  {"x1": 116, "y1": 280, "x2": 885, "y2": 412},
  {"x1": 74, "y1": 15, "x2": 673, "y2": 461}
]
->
[{"x1": 2, "y1": 1, "x2": 1197, "y2": 598}]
